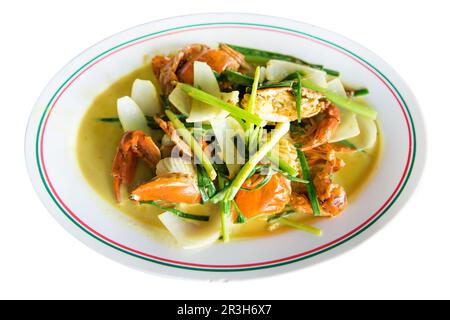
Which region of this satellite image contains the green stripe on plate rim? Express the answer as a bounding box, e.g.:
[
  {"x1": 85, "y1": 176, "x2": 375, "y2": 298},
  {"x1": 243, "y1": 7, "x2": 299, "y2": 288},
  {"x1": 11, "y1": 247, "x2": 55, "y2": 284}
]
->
[{"x1": 34, "y1": 22, "x2": 417, "y2": 272}]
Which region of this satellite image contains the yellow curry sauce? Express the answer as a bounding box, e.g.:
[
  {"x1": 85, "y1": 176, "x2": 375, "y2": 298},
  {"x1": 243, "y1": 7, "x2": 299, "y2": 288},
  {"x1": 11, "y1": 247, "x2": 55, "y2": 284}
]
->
[{"x1": 77, "y1": 64, "x2": 382, "y2": 239}]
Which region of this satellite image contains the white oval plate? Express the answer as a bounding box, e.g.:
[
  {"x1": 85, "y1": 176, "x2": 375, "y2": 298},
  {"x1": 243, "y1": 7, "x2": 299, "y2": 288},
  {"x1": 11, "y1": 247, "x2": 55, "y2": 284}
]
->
[{"x1": 25, "y1": 13, "x2": 425, "y2": 280}]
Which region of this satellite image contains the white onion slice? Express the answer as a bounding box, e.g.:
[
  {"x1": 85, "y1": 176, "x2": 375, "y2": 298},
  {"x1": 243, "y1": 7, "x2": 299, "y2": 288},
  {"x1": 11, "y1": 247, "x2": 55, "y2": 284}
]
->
[
  {"x1": 117, "y1": 96, "x2": 150, "y2": 134},
  {"x1": 131, "y1": 79, "x2": 162, "y2": 116}
]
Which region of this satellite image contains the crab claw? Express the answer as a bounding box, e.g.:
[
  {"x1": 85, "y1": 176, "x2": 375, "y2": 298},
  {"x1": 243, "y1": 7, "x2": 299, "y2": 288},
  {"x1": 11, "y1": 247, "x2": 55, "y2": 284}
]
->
[
  {"x1": 130, "y1": 173, "x2": 201, "y2": 204},
  {"x1": 234, "y1": 173, "x2": 291, "y2": 220},
  {"x1": 112, "y1": 130, "x2": 161, "y2": 202}
]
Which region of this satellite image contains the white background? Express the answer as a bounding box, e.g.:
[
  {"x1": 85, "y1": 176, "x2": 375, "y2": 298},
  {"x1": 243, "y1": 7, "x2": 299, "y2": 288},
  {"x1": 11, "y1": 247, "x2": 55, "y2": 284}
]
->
[{"x1": 1, "y1": 0, "x2": 448, "y2": 300}]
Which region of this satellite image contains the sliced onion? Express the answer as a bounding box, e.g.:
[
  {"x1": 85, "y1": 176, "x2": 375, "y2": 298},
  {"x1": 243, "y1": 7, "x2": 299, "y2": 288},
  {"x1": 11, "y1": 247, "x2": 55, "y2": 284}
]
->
[
  {"x1": 210, "y1": 117, "x2": 245, "y2": 178},
  {"x1": 158, "y1": 203, "x2": 221, "y2": 249},
  {"x1": 168, "y1": 83, "x2": 192, "y2": 116},
  {"x1": 187, "y1": 61, "x2": 228, "y2": 123},
  {"x1": 156, "y1": 157, "x2": 196, "y2": 177},
  {"x1": 117, "y1": 96, "x2": 150, "y2": 134},
  {"x1": 265, "y1": 59, "x2": 327, "y2": 85},
  {"x1": 327, "y1": 78, "x2": 360, "y2": 143},
  {"x1": 348, "y1": 116, "x2": 378, "y2": 149},
  {"x1": 131, "y1": 79, "x2": 162, "y2": 116}
]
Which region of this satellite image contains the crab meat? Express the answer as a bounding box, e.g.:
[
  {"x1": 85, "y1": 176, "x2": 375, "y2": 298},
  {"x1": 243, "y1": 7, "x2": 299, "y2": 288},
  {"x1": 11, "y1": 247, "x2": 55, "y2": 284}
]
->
[{"x1": 241, "y1": 87, "x2": 327, "y2": 122}]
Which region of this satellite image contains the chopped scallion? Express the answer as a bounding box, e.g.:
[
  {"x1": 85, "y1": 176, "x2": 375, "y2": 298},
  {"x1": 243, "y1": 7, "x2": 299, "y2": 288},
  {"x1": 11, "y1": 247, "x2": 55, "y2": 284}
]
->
[
  {"x1": 179, "y1": 83, "x2": 263, "y2": 125},
  {"x1": 232, "y1": 200, "x2": 247, "y2": 224},
  {"x1": 295, "y1": 72, "x2": 302, "y2": 123},
  {"x1": 278, "y1": 218, "x2": 322, "y2": 236},
  {"x1": 295, "y1": 144, "x2": 321, "y2": 216},
  {"x1": 165, "y1": 110, "x2": 217, "y2": 180}
]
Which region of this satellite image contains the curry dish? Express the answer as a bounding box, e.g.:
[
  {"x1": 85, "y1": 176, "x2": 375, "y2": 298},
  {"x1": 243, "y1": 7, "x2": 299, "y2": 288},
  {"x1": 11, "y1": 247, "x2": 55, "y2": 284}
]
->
[{"x1": 77, "y1": 43, "x2": 381, "y2": 249}]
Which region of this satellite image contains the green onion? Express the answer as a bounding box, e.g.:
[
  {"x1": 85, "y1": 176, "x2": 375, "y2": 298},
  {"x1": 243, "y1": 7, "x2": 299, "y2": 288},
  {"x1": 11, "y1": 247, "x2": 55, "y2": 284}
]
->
[
  {"x1": 336, "y1": 140, "x2": 366, "y2": 154},
  {"x1": 141, "y1": 201, "x2": 210, "y2": 222},
  {"x1": 295, "y1": 72, "x2": 302, "y2": 123},
  {"x1": 196, "y1": 165, "x2": 216, "y2": 203},
  {"x1": 241, "y1": 55, "x2": 271, "y2": 65},
  {"x1": 232, "y1": 200, "x2": 247, "y2": 224},
  {"x1": 335, "y1": 140, "x2": 358, "y2": 150},
  {"x1": 278, "y1": 218, "x2": 322, "y2": 236},
  {"x1": 256, "y1": 81, "x2": 295, "y2": 90},
  {"x1": 244, "y1": 67, "x2": 261, "y2": 140},
  {"x1": 269, "y1": 77, "x2": 376, "y2": 119},
  {"x1": 98, "y1": 117, "x2": 120, "y2": 123},
  {"x1": 211, "y1": 122, "x2": 290, "y2": 203},
  {"x1": 301, "y1": 79, "x2": 377, "y2": 120},
  {"x1": 165, "y1": 110, "x2": 217, "y2": 180},
  {"x1": 266, "y1": 152, "x2": 299, "y2": 177},
  {"x1": 296, "y1": 144, "x2": 321, "y2": 216},
  {"x1": 240, "y1": 168, "x2": 274, "y2": 192},
  {"x1": 246, "y1": 67, "x2": 260, "y2": 117},
  {"x1": 179, "y1": 83, "x2": 263, "y2": 125},
  {"x1": 323, "y1": 68, "x2": 340, "y2": 77},
  {"x1": 98, "y1": 114, "x2": 191, "y2": 130},
  {"x1": 224, "y1": 44, "x2": 347, "y2": 77},
  {"x1": 267, "y1": 210, "x2": 295, "y2": 223},
  {"x1": 218, "y1": 175, "x2": 231, "y2": 242},
  {"x1": 222, "y1": 70, "x2": 254, "y2": 86},
  {"x1": 353, "y1": 88, "x2": 370, "y2": 97},
  {"x1": 225, "y1": 44, "x2": 323, "y2": 70}
]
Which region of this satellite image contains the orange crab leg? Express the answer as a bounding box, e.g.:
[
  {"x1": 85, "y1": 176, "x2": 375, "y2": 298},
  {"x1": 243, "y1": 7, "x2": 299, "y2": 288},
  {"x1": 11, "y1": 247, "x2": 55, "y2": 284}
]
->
[
  {"x1": 130, "y1": 173, "x2": 201, "y2": 204},
  {"x1": 112, "y1": 131, "x2": 161, "y2": 202},
  {"x1": 154, "y1": 115, "x2": 193, "y2": 158}
]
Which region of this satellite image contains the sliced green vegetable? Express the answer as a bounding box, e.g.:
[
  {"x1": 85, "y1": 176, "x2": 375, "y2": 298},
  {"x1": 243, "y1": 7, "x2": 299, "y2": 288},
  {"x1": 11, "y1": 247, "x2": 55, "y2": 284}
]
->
[
  {"x1": 267, "y1": 210, "x2": 295, "y2": 223},
  {"x1": 197, "y1": 165, "x2": 216, "y2": 203},
  {"x1": 246, "y1": 66, "x2": 260, "y2": 116},
  {"x1": 210, "y1": 117, "x2": 244, "y2": 178},
  {"x1": 322, "y1": 68, "x2": 340, "y2": 77},
  {"x1": 278, "y1": 218, "x2": 322, "y2": 236},
  {"x1": 296, "y1": 145, "x2": 321, "y2": 216},
  {"x1": 222, "y1": 70, "x2": 254, "y2": 86},
  {"x1": 232, "y1": 200, "x2": 247, "y2": 224},
  {"x1": 211, "y1": 122, "x2": 290, "y2": 202},
  {"x1": 257, "y1": 81, "x2": 295, "y2": 90},
  {"x1": 165, "y1": 110, "x2": 217, "y2": 181},
  {"x1": 266, "y1": 151, "x2": 299, "y2": 177},
  {"x1": 353, "y1": 88, "x2": 370, "y2": 97},
  {"x1": 98, "y1": 116, "x2": 167, "y2": 130},
  {"x1": 98, "y1": 117, "x2": 121, "y2": 123},
  {"x1": 240, "y1": 167, "x2": 274, "y2": 191},
  {"x1": 187, "y1": 61, "x2": 227, "y2": 122},
  {"x1": 225, "y1": 44, "x2": 323, "y2": 70},
  {"x1": 295, "y1": 72, "x2": 302, "y2": 123},
  {"x1": 244, "y1": 67, "x2": 261, "y2": 143},
  {"x1": 218, "y1": 175, "x2": 231, "y2": 242},
  {"x1": 142, "y1": 201, "x2": 209, "y2": 221},
  {"x1": 301, "y1": 79, "x2": 377, "y2": 120},
  {"x1": 335, "y1": 139, "x2": 360, "y2": 151},
  {"x1": 179, "y1": 83, "x2": 263, "y2": 125}
]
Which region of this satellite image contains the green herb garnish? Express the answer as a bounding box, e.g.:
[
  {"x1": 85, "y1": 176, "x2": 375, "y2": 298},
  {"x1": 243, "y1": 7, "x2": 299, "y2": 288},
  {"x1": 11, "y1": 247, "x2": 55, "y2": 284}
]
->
[{"x1": 295, "y1": 144, "x2": 321, "y2": 216}]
